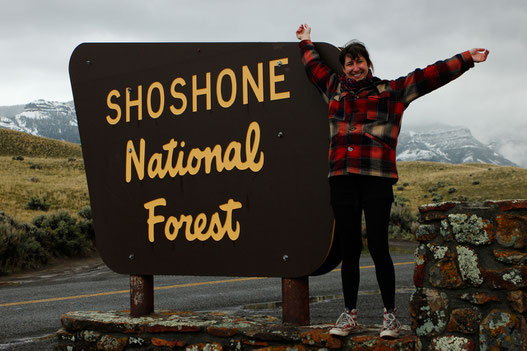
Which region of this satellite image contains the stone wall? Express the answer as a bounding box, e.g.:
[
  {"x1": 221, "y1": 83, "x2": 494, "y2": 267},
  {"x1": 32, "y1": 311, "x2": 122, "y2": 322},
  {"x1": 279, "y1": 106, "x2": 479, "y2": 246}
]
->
[
  {"x1": 410, "y1": 200, "x2": 527, "y2": 350},
  {"x1": 57, "y1": 310, "x2": 418, "y2": 350}
]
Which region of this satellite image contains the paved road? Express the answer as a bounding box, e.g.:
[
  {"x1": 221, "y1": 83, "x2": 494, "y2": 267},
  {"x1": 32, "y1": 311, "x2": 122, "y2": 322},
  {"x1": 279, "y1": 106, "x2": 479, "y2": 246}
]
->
[{"x1": 0, "y1": 244, "x2": 416, "y2": 350}]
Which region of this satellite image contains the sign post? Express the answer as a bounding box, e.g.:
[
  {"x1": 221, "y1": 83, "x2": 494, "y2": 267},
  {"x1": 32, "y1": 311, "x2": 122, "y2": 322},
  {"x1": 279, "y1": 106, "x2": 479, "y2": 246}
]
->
[
  {"x1": 69, "y1": 42, "x2": 342, "y2": 323},
  {"x1": 282, "y1": 277, "x2": 310, "y2": 325},
  {"x1": 130, "y1": 275, "x2": 154, "y2": 317}
]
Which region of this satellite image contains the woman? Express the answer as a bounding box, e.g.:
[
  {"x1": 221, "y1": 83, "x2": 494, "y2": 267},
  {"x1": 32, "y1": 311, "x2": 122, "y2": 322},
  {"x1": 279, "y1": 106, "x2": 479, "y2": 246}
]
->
[{"x1": 295, "y1": 24, "x2": 488, "y2": 338}]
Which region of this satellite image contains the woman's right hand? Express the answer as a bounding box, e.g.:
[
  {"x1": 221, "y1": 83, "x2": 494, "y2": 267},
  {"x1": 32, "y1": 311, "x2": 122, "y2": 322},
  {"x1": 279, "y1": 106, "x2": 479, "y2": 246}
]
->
[{"x1": 296, "y1": 24, "x2": 311, "y2": 41}]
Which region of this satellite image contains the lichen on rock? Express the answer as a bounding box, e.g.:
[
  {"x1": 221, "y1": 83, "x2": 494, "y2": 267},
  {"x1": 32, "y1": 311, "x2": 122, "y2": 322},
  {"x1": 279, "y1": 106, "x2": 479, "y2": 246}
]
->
[
  {"x1": 445, "y1": 214, "x2": 493, "y2": 246},
  {"x1": 456, "y1": 246, "x2": 483, "y2": 286},
  {"x1": 409, "y1": 288, "x2": 449, "y2": 337},
  {"x1": 430, "y1": 335, "x2": 475, "y2": 351},
  {"x1": 502, "y1": 269, "x2": 523, "y2": 286},
  {"x1": 479, "y1": 310, "x2": 524, "y2": 350},
  {"x1": 428, "y1": 248, "x2": 464, "y2": 289},
  {"x1": 427, "y1": 244, "x2": 449, "y2": 260}
]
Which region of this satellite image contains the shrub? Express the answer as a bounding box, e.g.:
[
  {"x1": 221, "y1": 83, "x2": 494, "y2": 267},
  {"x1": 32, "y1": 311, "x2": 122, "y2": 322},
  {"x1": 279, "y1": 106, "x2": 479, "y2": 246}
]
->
[
  {"x1": 77, "y1": 206, "x2": 95, "y2": 243},
  {"x1": 29, "y1": 163, "x2": 42, "y2": 170},
  {"x1": 448, "y1": 187, "x2": 457, "y2": 194},
  {"x1": 389, "y1": 197, "x2": 418, "y2": 240},
  {"x1": 0, "y1": 209, "x2": 95, "y2": 275},
  {"x1": 12, "y1": 155, "x2": 24, "y2": 161},
  {"x1": 432, "y1": 194, "x2": 443, "y2": 202},
  {"x1": 32, "y1": 211, "x2": 94, "y2": 257},
  {"x1": 25, "y1": 196, "x2": 50, "y2": 211},
  {"x1": 78, "y1": 206, "x2": 92, "y2": 220},
  {"x1": 394, "y1": 195, "x2": 409, "y2": 205},
  {"x1": 428, "y1": 186, "x2": 437, "y2": 193},
  {"x1": 472, "y1": 180, "x2": 480, "y2": 185},
  {"x1": 0, "y1": 212, "x2": 48, "y2": 274}
]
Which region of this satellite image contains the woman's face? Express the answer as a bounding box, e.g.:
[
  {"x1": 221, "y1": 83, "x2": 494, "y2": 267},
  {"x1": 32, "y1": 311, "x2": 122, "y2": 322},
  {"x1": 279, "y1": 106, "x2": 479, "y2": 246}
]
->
[{"x1": 343, "y1": 54, "x2": 369, "y2": 81}]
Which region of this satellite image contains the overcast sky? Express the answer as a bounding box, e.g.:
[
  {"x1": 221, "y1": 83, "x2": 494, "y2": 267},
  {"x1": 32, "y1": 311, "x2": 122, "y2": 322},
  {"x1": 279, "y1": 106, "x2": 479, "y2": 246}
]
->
[{"x1": 1, "y1": 0, "x2": 526, "y2": 166}]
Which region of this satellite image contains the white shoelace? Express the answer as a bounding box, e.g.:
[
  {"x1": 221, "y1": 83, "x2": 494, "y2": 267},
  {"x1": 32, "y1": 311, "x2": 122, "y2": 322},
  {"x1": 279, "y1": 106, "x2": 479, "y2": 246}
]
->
[
  {"x1": 336, "y1": 312, "x2": 357, "y2": 327},
  {"x1": 383, "y1": 311, "x2": 401, "y2": 330}
]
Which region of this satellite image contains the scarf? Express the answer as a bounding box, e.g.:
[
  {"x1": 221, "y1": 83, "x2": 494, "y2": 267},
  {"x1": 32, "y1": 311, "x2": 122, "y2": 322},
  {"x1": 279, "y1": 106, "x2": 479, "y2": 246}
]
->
[{"x1": 339, "y1": 71, "x2": 379, "y2": 94}]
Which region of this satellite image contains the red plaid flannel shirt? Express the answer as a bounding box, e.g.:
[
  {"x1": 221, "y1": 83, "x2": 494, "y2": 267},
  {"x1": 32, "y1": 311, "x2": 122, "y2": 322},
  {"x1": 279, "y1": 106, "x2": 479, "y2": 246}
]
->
[{"x1": 299, "y1": 40, "x2": 474, "y2": 180}]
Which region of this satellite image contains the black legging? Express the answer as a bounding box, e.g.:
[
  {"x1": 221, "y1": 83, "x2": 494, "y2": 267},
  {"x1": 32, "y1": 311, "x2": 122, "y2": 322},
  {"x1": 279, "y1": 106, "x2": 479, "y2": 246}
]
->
[{"x1": 329, "y1": 175, "x2": 396, "y2": 311}]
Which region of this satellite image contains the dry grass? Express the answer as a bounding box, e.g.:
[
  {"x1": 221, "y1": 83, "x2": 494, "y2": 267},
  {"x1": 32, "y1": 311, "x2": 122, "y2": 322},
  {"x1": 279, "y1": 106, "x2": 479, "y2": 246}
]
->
[
  {"x1": 395, "y1": 162, "x2": 527, "y2": 213},
  {"x1": 1, "y1": 130, "x2": 526, "y2": 224},
  {"x1": 0, "y1": 129, "x2": 86, "y2": 222},
  {"x1": 0, "y1": 156, "x2": 89, "y2": 222},
  {"x1": 0, "y1": 128, "x2": 81, "y2": 158}
]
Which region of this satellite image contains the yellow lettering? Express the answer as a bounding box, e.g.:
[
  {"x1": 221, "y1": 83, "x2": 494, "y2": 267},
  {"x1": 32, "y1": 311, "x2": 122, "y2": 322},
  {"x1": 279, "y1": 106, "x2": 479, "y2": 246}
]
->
[
  {"x1": 222, "y1": 141, "x2": 242, "y2": 171},
  {"x1": 201, "y1": 145, "x2": 224, "y2": 173},
  {"x1": 108, "y1": 58, "x2": 293, "y2": 120},
  {"x1": 126, "y1": 85, "x2": 142, "y2": 122},
  {"x1": 186, "y1": 148, "x2": 204, "y2": 175},
  {"x1": 207, "y1": 212, "x2": 224, "y2": 240},
  {"x1": 242, "y1": 63, "x2": 264, "y2": 104},
  {"x1": 163, "y1": 139, "x2": 178, "y2": 176},
  {"x1": 126, "y1": 139, "x2": 145, "y2": 182},
  {"x1": 194, "y1": 213, "x2": 210, "y2": 241},
  {"x1": 192, "y1": 72, "x2": 211, "y2": 112},
  {"x1": 172, "y1": 141, "x2": 189, "y2": 176},
  {"x1": 147, "y1": 152, "x2": 167, "y2": 179},
  {"x1": 144, "y1": 198, "x2": 243, "y2": 243},
  {"x1": 170, "y1": 77, "x2": 187, "y2": 115},
  {"x1": 124, "y1": 122, "x2": 264, "y2": 181},
  {"x1": 216, "y1": 68, "x2": 237, "y2": 108},
  {"x1": 106, "y1": 89, "x2": 121, "y2": 125},
  {"x1": 165, "y1": 216, "x2": 182, "y2": 241},
  {"x1": 144, "y1": 198, "x2": 166, "y2": 243},
  {"x1": 245, "y1": 121, "x2": 264, "y2": 171},
  {"x1": 219, "y1": 199, "x2": 242, "y2": 240},
  {"x1": 269, "y1": 58, "x2": 290, "y2": 101},
  {"x1": 183, "y1": 214, "x2": 197, "y2": 241},
  {"x1": 146, "y1": 82, "x2": 164, "y2": 118}
]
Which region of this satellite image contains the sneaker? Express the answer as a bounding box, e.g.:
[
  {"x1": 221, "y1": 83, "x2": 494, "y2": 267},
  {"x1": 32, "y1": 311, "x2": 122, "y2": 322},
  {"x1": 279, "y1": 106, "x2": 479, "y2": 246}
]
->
[
  {"x1": 380, "y1": 307, "x2": 401, "y2": 339},
  {"x1": 329, "y1": 309, "x2": 358, "y2": 336}
]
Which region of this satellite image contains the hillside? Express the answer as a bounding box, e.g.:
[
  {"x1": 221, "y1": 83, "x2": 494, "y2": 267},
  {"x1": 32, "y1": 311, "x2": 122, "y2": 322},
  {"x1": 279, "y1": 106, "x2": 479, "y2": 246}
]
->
[
  {"x1": 395, "y1": 162, "x2": 527, "y2": 213},
  {"x1": 0, "y1": 128, "x2": 81, "y2": 158},
  {"x1": 0, "y1": 129, "x2": 526, "y2": 223},
  {"x1": 1, "y1": 161, "x2": 526, "y2": 224}
]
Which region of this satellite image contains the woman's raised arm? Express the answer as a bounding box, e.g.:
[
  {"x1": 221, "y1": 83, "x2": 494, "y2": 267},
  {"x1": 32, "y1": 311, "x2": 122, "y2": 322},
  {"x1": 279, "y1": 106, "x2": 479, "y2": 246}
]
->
[
  {"x1": 296, "y1": 24, "x2": 311, "y2": 41},
  {"x1": 469, "y1": 48, "x2": 490, "y2": 63}
]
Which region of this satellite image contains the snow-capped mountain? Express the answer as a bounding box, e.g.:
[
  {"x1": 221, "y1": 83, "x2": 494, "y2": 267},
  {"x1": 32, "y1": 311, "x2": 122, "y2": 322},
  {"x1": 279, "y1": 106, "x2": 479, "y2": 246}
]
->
[
  {"x1": 396, "y1": 125, "x2": 518, "y2": 167},
  {"x1": 0, "y1": 100, "x2": 521, "y2": 167},
  {"x1": 0, "y1": 99, "x2": 79, "y2": 143}
]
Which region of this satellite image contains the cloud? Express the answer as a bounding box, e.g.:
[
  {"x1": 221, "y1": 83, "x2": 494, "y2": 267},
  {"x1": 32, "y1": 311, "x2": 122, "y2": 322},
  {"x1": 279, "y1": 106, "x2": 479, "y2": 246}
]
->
[{"x1": 1, "y1": 0, "x2": 526, "y2": 165}]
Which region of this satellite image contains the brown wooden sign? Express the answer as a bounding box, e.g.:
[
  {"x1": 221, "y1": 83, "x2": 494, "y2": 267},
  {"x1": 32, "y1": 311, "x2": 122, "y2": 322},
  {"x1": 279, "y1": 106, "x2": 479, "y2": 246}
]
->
[{"x1": 69, "y1": 42, "x2": 341, "y2": 277}]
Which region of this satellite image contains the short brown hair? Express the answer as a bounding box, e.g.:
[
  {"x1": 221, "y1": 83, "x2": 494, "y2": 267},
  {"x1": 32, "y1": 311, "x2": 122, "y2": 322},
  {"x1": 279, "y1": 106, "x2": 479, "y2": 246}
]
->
[{"x1": 339, "y1": 40, "x2": 374, "y2": 72}]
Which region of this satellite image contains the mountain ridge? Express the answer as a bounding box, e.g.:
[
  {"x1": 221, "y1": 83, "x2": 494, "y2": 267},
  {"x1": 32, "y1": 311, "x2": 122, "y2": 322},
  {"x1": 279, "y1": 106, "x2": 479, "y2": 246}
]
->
[
  {"x1": 0, "y1": 99, "x2": 79, "y2": 143},
  {"x1": 0, "y1": 99, "x2": 522, "y2": 167},
  {"x1": 396, "y1": 126, "x2": 518, "y2": 167}
]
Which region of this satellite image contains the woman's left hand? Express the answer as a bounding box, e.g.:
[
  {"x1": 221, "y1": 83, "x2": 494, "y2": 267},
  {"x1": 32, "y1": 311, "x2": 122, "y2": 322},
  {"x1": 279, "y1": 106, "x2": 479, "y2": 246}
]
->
[{"x1": 470, "y1": 48, "x2": 489, "y2": 63}]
